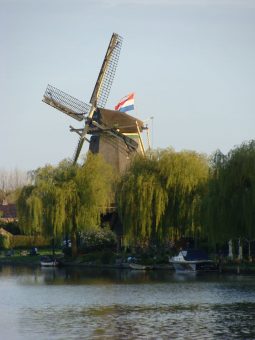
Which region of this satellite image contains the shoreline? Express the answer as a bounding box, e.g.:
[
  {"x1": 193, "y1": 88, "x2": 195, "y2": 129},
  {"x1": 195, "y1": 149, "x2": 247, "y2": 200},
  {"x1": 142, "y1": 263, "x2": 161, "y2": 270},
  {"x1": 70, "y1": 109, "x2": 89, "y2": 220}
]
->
[{"x1": 1, "y1": 256, "x2": 255, "y2": 274}]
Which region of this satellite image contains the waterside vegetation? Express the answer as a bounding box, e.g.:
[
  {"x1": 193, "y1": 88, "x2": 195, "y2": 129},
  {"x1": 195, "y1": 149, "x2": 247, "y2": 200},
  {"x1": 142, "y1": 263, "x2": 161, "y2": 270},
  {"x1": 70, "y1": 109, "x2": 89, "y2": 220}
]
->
[{"x1": 1, "y1": 140, "x2": 255, "y2": 263}]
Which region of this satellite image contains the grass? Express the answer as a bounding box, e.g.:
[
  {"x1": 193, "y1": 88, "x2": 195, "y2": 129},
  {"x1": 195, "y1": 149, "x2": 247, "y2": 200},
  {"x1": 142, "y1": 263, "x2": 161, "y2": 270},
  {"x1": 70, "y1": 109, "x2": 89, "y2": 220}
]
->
[
  {"x1": 221, "y1": 261, "x2": 255, "y2": 273},
  {"x1": 0, "y1": 248, "x2": 63, "y2": 265}
]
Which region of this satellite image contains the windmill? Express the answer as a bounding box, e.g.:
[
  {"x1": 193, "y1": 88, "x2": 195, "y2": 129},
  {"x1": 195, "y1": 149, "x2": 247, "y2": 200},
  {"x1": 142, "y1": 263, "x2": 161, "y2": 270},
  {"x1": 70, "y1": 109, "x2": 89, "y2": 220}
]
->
[{"x1": 42, "y1": 33, "x2": 145, "y2": 173}]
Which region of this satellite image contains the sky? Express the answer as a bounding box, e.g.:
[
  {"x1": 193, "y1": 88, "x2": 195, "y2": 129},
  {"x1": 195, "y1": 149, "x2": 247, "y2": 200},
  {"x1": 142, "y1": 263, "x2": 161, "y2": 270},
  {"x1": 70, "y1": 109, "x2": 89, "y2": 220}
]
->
[{"x1": 1, "y1": 0, "x2": 255, "y2": 171}]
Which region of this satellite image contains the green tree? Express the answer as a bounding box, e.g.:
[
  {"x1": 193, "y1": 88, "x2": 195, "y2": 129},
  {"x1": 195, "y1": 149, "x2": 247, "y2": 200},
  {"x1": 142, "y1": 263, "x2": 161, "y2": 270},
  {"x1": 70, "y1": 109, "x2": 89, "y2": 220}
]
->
[
  {"x1": 159, "y1": 149, "x2": 208, "y2": 243},
  {"x1": 17, "y1": 153, "x2": 115, "y2": 256},
  {"x1": 117, "y1": 154, "x2": 168, "y2": 246},
  {"x1": 17, "y1": 185, "x2": 37, "y2": 234},
  {"x1": 117, "y1": 148, "x2": 209, "y2": 247},
  {"x1": 205, "y1": 141, "x2": 255, "y2": 247}
]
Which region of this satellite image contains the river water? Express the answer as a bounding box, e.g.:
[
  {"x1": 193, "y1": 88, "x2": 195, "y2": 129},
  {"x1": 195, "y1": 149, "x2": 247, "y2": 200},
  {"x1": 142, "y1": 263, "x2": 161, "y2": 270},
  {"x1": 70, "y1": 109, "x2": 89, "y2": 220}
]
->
[{"x1": 0, "y1": 266, "x2": 255, "y2": 340}]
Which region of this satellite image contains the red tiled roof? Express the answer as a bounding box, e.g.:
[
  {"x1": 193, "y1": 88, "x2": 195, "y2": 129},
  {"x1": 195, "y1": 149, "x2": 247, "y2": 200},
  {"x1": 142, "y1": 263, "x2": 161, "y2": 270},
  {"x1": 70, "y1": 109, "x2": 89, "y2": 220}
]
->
[
  {"x1": 0, "y1": 227, "x2": 13, "y2": 236},
  {"x1": 0, "y1": 204, "x2": 17, "y2": 219}
]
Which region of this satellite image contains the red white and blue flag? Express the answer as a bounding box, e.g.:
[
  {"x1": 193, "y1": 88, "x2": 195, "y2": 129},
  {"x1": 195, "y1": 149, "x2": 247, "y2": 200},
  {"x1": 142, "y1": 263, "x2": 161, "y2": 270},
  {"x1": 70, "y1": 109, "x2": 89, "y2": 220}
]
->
[{"x1": 115, "y1": 93, "x2": 135, "y2": 112}]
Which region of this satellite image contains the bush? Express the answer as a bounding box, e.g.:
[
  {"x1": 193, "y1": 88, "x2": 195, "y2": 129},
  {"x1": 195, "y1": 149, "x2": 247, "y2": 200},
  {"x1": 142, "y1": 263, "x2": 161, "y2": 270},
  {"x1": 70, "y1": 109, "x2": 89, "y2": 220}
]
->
[
  {"x1": 78, "y1": 250, "x2": 115, "y2": 264},
  {"x1": 62, "y1": 247, "x2": 72, "y2": 257},
  {"x1": 80, "y1": 227, "x2": 117, "y2": 252},
  {"x1": 100, "y1": 249, "x2": 115, "y2": 264},
  {"x1": 81, "y1": 252, "x2": 101, "y2": 263}
]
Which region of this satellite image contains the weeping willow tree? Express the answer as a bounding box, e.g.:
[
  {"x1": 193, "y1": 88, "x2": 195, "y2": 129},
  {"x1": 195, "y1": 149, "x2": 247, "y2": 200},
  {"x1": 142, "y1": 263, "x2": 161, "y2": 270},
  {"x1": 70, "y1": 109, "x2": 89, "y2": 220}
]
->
[
  {"x1": 17, "y1": 185, "x2": 39, "y2": 234},
  {"x1": 202, "y1": 149, "x2": 227, "y2": 245},
  {"x1": 117, "y1": 154, "x2": 168, "y2": 246},
  {"x1": 204, "y1": 140, "x2": 255, "y2": 247},
  {"x1": 117, "y1": 148, "x2": 209, "y2": 247},
  {"x1": 18, "y1": 163, "x2": 76, "y2": 240},
  {"x1": 70, "y1": 153, "x2": 116, "y2": 255},
  {"x1": 159, "y1": 149, "x2": 209, "y2": 242},
  {"x1": 17, "y1": 153, "x2": 115, "y2": 256}
]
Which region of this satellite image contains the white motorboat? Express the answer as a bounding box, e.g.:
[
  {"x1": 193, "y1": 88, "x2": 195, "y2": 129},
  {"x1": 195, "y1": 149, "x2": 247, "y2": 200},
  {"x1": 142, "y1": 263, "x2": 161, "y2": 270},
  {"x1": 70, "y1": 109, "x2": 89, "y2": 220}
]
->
[
  {"x1": 170, "y1": 250, "x2": 217, "y2": 272},
  {"x1": 40, "y1": 255, "x2": 59, "y2": 267}
]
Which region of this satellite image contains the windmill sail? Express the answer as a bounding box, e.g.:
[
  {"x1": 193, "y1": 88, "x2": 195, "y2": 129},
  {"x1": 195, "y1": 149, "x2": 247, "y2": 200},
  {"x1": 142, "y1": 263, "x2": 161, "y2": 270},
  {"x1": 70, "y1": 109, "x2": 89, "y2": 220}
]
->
[
  {"x1": 73, "y1": 137, "x2": 86, "y2": 163},
  {"x1": 73, "y1": 33, "x2": 123, "y2": 163},
  {"x1": 43, "y1": 84, "x2": 91, "y2": 121},
  {"x1": 42, "y1": 33, "x2": 145, "y2": 173},
  {"x1": 90, "y1": 33, "x2": 123, "y2": 108}
]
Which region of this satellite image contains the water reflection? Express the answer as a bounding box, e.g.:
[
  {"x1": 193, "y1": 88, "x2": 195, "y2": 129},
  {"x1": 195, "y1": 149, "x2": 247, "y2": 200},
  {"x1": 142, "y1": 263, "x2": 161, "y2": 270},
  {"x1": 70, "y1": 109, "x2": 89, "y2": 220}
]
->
[
  {"x1": 19, "y1": 303, "x2": 255, "y2": 340},
  {"x1": 0, "y1": 265, "x2": 233, "y2": 285},
  {"x1": 0, "y1": 266, "x2": 255, "y2": 339}
]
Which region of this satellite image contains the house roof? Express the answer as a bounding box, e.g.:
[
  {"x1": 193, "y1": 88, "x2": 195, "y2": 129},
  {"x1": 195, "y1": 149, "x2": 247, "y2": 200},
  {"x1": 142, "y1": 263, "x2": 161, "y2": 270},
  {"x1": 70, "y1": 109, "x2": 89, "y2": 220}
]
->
[
  {"x1": 0, "y1": 203, "x2": 17, "y2": 219},
  {"x1": 0, "y1": 227, "x2": 13, "y2": 236}
]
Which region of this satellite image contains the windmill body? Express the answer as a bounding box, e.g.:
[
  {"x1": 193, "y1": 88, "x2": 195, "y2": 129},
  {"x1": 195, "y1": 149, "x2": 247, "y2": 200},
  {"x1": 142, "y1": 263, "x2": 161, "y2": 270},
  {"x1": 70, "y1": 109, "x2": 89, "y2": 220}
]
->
[
  {"x1": 42, "y1": 33, "x2": 145, "y2": 173},
  {"x1": 88, "y1": 108, "x2": 144, "y2": 173}
]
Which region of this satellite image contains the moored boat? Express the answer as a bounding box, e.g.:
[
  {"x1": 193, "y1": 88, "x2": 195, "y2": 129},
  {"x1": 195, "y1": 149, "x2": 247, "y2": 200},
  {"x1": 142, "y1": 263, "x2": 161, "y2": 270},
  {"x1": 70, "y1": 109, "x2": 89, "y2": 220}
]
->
[
  {"x1": 129, "y1": 263, "x2": 153, "y2": 270},
  {"x1": 40, "y1": 255, "x2": 59, "y2": 267},
  {"x1": 169, "y1": 249, "x2": 217, "y2": 272}
]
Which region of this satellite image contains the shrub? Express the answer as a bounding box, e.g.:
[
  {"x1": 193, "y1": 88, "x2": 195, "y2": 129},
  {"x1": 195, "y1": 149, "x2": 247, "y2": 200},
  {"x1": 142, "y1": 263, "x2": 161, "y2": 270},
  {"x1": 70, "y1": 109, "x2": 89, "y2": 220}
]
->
[
  {"x1": 81, "y1": 252, "x2": 101, "y2": 263},
  {"x1": 80, "y1": 227, "x2": 117, "y2": 252},
  {"x1": 63, "y1": 247, "x2": 72, "y2": 257},
  {"x1": 100, "y1": 249, "x2": 115, "y2": 264}
]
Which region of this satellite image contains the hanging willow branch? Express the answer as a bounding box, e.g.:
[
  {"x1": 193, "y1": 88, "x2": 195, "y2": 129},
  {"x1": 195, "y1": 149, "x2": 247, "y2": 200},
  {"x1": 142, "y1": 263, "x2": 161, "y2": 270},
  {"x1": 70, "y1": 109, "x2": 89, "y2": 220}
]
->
[
  {"x1": 204, "y1": 140, "x2": 255, "y2": 245},
  {"x1": 16, "y1": 154, "x2": 115, "y2": 256},
  {"x1": 117, "y1": 149, "x2": 209, "y2": 246}
]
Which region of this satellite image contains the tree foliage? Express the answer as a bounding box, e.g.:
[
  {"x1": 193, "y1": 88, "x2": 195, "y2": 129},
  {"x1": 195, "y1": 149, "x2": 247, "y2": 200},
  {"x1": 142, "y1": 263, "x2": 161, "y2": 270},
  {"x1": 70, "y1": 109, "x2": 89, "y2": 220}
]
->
[
  {"x1": 117, "y1": 154, "x2": 168, "y2": 246},
  {"x1": 16, "y1": 140, "x2": 255, "y2": 253},
  {"x1": 204, "y1": 140, "x2": 255, "y2": 245},
  {"x1": 17, "y1": 153, "x2": 115, "y2": 256},
  {"x1": 117, "y1": 148, "x2": 208, "y2": 246}
]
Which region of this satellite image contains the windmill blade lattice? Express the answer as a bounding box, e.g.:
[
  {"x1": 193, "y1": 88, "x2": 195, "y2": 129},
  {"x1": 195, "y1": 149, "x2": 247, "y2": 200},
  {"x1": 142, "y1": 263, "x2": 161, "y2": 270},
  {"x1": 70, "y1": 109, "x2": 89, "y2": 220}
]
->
[
  {"x1": 42, "y1": 33, "x2": 142, "y2": 170},
  {"x1": 43, "y1": 84, "x2": 91, "y2": 121},
  {"x1": 90, "y1": 33, "x2": 123, "y2": 108},
  {"x1": 73, "y1": 33, "x2": 123, "y2": 163}
]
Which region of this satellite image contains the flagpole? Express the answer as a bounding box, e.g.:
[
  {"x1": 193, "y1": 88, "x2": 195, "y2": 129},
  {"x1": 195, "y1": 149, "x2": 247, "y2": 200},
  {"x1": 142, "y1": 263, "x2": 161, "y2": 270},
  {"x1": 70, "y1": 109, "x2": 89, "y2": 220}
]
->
[{"x1": 150, "y1": 116, "x2": 154, "y2": 149}]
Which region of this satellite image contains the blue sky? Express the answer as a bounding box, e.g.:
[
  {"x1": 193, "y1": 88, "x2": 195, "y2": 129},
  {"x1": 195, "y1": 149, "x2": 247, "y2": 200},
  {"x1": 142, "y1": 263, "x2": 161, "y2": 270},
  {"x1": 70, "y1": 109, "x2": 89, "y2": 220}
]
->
[{"x1": 1, "y1": 0, "x2": 255, "y2": 170}]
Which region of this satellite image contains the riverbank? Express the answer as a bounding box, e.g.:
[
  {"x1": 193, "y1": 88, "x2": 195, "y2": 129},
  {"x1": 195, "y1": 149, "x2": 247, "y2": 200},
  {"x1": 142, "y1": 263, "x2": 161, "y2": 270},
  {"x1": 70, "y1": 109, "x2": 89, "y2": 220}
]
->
[
  {"x1": 1, "y1": 253, "x2": 255, "y2": 274},
  {"x1": 0, "y1": 249, "x2": 62, "y2": 266},
  {"x1": 0, "y1": 254, "x2": 170, "y2": 269}
]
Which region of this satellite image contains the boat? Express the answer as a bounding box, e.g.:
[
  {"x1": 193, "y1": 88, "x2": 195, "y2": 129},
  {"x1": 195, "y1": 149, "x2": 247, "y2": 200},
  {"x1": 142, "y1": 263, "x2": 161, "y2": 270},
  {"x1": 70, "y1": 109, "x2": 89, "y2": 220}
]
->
[
  {"x1": 40, "y1": 255, "x2": 59, "y2": 267},
  {"x1": 129, "y1": 263, "x2": 152, "y2": 270},
  {"x1": 169, "y1": 249, "x2": 217, "y2": 272}
]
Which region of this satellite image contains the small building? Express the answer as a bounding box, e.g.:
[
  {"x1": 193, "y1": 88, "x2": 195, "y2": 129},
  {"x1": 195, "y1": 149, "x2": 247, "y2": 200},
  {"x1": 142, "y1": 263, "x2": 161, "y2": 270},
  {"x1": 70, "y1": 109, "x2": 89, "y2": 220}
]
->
[
  {"x1": 0, "y1": 200, "x2": 17, "y2": 223},
  {"x1": 0, "y1": 227, "x2": 13, "y2": 238}
]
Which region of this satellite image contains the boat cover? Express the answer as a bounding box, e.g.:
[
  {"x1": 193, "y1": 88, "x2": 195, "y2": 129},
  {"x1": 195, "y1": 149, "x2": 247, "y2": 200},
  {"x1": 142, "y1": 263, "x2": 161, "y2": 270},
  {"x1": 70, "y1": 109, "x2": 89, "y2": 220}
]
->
[{"x1": 183, "y1": 249, "x2": 209, "y2": 261}]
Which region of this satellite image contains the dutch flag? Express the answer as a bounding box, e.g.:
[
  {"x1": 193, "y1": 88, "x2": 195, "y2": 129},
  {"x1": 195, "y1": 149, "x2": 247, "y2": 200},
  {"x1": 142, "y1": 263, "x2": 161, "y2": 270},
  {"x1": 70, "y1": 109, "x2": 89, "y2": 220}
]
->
[{"x1": 115, "y1": 93, "x2": 135, "y2": 112}]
